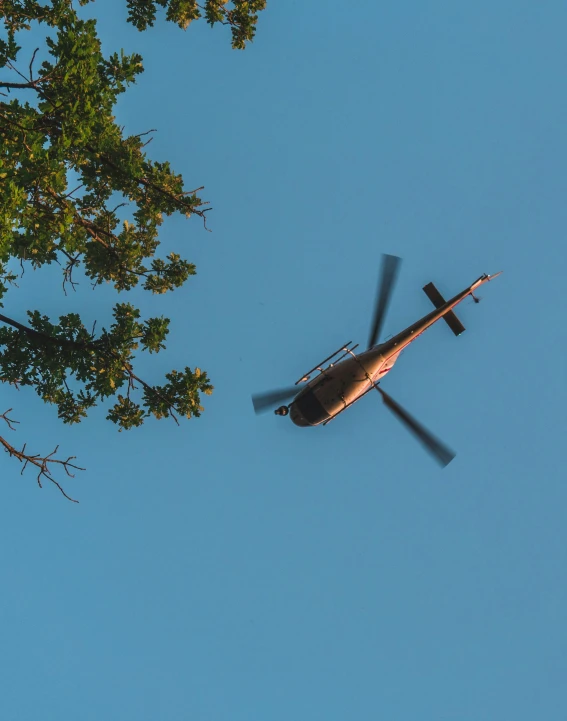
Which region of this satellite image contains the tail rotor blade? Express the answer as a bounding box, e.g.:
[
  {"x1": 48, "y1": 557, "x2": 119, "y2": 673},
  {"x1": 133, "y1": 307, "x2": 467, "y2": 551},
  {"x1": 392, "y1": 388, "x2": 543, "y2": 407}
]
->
[
  {"x1": 377, "y1": 387, "x2": 455, "y2": 467},
  {"x1": 367, "y1": 254, "x2": 402, "y2": 349},
  {"x1": 251, "y1": 386, "x2": 299, "y2": 414}
]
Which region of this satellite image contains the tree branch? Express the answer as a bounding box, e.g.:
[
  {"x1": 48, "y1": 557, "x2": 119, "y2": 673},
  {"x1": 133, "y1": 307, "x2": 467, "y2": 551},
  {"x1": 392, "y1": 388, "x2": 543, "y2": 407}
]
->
[
  {"x1": 0, "y1": 80, "x2": 38, "y2": 90},
  {"x1": 83, "y1": 144, "x2": 212, "y2": 225},
  {"x1": 28, "y1": 48, "x2": 39, "y2": 81},
  {"x1": 0, "y1": 311, "x2": 94, "y2": 350},
  {"x1": 0, "y1": 409, "x2": 81, "y2": 502},
  {"x1": 121, "y1": 361, "x2": 180, "y2": 425},
  {"x1": 0, "y1": 314, "x2": 181, "y2": 425}
]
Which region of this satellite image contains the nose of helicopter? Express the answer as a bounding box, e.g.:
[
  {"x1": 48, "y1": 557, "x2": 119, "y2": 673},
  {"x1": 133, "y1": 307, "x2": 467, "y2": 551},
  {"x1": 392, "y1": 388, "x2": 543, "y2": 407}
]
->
[
  {"x1": 289, "y1": 404, "x2": 311, "y2": 426},
  {"x1": 289, "y1": 389, "x2": 331, "y2": 427}
]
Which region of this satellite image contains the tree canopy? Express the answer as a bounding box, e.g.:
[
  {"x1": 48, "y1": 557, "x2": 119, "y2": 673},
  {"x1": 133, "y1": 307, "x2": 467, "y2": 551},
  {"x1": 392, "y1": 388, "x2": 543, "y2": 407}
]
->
[{"x1": 0, "y1": 0, "x2": 266, "y2": 500}]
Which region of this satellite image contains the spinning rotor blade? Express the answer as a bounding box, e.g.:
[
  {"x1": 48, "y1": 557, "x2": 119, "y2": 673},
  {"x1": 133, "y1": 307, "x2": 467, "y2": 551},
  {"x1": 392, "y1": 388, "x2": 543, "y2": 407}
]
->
[
  {"x1": 367, "y1": 254, "x2": 402, "y2": 349},
  {"x1": 377, "y1": 387, "x2": 455, "y2": 467},
  {"x1": 251, "y1": 386, "x2": 299, "y2": 414}
]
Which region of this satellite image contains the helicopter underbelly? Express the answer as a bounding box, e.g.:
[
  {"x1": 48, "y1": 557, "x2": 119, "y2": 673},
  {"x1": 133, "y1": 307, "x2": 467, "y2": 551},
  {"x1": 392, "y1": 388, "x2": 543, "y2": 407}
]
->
[{"x1": 289, "y1": 350, "x2": 402, "y2": 426}]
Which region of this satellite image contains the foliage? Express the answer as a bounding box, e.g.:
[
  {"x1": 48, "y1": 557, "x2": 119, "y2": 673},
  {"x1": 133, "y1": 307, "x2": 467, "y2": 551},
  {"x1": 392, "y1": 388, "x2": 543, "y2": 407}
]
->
[
  {"x1": 0, "y1": 0, "x2": 266, "y2": 499},
  {"x1": 126, "y1": 0, "x2": 267, "y2": 49}
]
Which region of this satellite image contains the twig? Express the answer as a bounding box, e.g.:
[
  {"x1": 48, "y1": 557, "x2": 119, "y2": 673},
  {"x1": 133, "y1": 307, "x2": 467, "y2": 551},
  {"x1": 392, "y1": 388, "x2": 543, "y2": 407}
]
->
[
  {"x1": 6, "y1": 59, "x2": 31, "y2": 84},
  {"x1": 64, "y1": 183, "x2": 84, "y2": 199},
  {"x1": 0, "y1": 408, "x2": 19, "y2": 431},
  {"x1": 61, "y1": 252, "x2": 81, "y2": 295},
  {"x1": 0, "y1": 410, "x2": 82, "y2": 502},
  {"x1": 29, "y1": 48, "x2": 39, "y2": 81},
  {"x1": 133, "y1": 129, "x2": 157, "y2": 138}
]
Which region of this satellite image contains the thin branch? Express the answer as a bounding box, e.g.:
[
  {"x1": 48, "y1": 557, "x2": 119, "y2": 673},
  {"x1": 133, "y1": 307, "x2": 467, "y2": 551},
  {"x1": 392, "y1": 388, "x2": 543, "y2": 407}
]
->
[
  {"x1": 0, "y1": 408, "x2": 19, "y2": 431},
  {"x1": 110, "y1": 201, "x2": 127, "y2": 214},
  {"x1": 5, "y1": 58, "x2": 31, "y2": 84},
  {"x1": 133, "y1": 129, "x2": 157, "y2": 148},
  {"x1": 2, "y1": 57, "x2": 62, "y2": 90},
  {"x1": 61, "y1": 254, "x2": 80, "y2": 295},
  {"x1": 64, "y1": 183, "x2": 84, "y2": 199},
  {"x1": 133, "y1": 128, "x2": 157, "y2": 138},
  {"x1": 28, "y1": 48, "x2": 39, "y2": 81},
  {"x1": 0, "y1": 410, "x2": 82, "y2": 502}
]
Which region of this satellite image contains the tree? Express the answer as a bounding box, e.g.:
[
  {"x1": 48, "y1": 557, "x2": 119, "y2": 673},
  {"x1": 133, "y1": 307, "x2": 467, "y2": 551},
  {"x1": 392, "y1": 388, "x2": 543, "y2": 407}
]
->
[
  {"x1": 125, "y1": 0, "x2": 267, "y2": 50},
  {"x1": 0, "y1": 1, "x2": 266, "y2": 501}
]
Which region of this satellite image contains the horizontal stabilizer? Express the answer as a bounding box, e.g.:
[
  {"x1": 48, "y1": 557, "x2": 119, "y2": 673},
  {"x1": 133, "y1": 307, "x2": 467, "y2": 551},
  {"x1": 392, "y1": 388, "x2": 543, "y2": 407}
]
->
[{"x1": 423, "y1": 282, "x2": 465, "y2": 336}]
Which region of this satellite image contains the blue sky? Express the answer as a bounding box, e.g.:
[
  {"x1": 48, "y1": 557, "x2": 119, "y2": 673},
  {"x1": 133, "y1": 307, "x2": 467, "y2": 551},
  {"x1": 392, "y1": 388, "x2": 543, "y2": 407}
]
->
[{"x1": 1, "y1": 1, "x2": 566, "y2": 719}]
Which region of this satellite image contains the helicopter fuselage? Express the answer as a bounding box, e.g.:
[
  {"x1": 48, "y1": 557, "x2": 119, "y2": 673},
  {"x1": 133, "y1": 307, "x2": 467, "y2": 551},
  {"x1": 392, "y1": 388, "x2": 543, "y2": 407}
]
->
[{"x1": 288, "y1": 345, "x2": 399, "y2": 426}]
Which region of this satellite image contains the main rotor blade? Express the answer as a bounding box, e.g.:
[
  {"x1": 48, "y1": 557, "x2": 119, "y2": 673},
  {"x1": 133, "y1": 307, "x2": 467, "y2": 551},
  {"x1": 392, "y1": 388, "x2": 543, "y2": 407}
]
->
[
  {"x1": 251, "y1": 386, "x2": 299, "y2": 414},
  {"x1": 367, "y1": 254, "x2": 402, "y2": 349},
  {"x1": 377, "y1": 387, "x2": 455, "y2": 467}
]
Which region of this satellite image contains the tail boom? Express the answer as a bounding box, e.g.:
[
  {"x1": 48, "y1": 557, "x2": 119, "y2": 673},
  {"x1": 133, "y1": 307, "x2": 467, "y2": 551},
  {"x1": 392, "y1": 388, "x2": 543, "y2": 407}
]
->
[{"x1": 363, "y1": 271, "x2": 502, "y2": 361}]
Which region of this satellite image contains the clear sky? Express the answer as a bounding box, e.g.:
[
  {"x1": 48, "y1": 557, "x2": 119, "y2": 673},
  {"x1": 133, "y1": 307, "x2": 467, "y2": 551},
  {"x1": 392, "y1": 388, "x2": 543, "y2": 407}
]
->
[{"x1": 1, "y1": 1, "x2": 566, "y2": 719}]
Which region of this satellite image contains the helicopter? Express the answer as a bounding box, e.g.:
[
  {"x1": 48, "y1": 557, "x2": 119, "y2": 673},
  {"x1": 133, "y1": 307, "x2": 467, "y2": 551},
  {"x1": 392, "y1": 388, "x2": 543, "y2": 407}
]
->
[{"x1": 251, "y1": 255, "x2": 502, "y2": 467}]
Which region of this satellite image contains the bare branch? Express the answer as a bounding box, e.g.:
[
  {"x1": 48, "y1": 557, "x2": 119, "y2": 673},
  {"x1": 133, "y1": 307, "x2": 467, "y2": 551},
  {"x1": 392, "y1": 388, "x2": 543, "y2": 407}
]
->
[
  {"x1": 0, "y1": 410, "x2": 82, "y2": 502},
  {"x1": 29, "y1": 48, "x2": 39, "y2": 81},
  {"x1": 2, "y1": 57, "x2": 62, "y2": 91},
  {"x1": 133, "y1": 128, "x2": 157, "y2": 138},
  {"x1": 64, "y1": 183, "x2": 85, "y2": 199},
  {"x1": 1, "y1": 408, "x2": 20, "y2": 431},
  {"x1": 6, "y1": 58, "x2": 31, "y2": 84}
]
